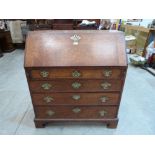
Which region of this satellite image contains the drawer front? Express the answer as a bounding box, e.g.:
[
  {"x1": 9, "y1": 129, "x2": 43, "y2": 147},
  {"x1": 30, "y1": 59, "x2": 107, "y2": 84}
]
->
[
  {"x1": 35, "y1": 106, "x2": 118, "y2": 119},
  {"x1": 30, "y1": 68, "x2": 122, "y2": 79},
  {"x1": 29, "y1": 80, "x2": 122, "y2": 92},
  {"x1": 32, "y1": 93, "x2": 120, "y2": 105}
]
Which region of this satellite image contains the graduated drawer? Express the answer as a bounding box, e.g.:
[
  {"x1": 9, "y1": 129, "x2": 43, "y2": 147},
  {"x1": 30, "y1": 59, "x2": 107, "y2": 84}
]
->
[
  {"x1": 32, "y1": 92, "x2": 120, "y2": 105},
  {"x1": 30, "y1": 68, "x2": 122, "y2": 79},
  {"x1": 34, "y1": 106, "x2": 118, "y2": 119},
  {"x1": 29, "y1": 79, "x2": 122, "y2": 92}
]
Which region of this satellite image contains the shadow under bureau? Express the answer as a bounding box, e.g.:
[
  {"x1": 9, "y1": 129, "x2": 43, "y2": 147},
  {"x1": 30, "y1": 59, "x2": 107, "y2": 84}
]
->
[{"x1": 24, "y1": 30, "x2": 127, "y2": 128}]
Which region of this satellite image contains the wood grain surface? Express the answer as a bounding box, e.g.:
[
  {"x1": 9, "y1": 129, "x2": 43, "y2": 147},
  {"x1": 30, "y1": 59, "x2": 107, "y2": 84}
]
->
[{"x1": 24, "y1": 30, "x2": 127, "y2": 67}]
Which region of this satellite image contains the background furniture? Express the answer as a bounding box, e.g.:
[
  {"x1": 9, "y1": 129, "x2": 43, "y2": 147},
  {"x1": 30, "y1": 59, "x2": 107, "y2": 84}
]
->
[
  {"x1": 0, "y1": 30, "x2": 4, "y2": 57},
  {"x1": 0, "y1": 30, "x2": 14, "y2": 53},
  {"x1": 121, "y1": 24, "x2": 155, "y2": 56},
  {"x1": 27, "y1": 19, "x2": 100, "y2": 30},
  {"x1": 52, "y1": 19, "x2": 74, "y2": 30},
  {"x1": 27, "y1": 19, "x2": 53, "y2": 31},
  {"x1": 75, "y1": 19, "x2": 100, "y2": 30},
  {"x1": 0, "y1": 39, "x2": 3, "y2": 57}
]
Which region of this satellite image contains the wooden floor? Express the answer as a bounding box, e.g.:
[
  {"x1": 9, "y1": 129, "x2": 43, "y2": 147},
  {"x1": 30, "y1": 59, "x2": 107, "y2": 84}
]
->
[{"x1": 0, "y1": 50, "x2": 155, "y2": 135}]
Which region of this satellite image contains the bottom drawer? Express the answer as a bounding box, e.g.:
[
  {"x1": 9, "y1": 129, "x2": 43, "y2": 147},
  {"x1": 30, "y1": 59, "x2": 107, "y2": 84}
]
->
[{"x1": 34, "y1": 106, "x2": 118, "y2": 119}]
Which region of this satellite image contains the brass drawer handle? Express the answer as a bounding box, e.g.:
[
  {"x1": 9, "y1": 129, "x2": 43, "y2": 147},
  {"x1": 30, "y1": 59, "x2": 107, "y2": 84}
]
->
[
  {"x1": 100, "y1": 96, "x2": 109, "y2": 103},
  {"x1": 72, "y1": 107, "x2": 81, "y2": 113},
  {"x1": 72, "y1": 82, "x2": 81, "y2": 89},
  {"x1": 103, "y1": 70, "x2": 112, "y2": 77},
  {"x1": 40, "y1": 71, "x2": 49, "y2": 78},
  {"x1": 41, "y1": 83, "x2": 52, "y2": 90},
  {"x1": 72, "y1": 95, "x2": 81, "y2": 100},
  {"x1": 46, "y1": 110, "x2": 55, "y2": 117},
  {"x1": 43, "y1": 96, "x2": 54, "y2": 103},
  {"x1": 72, "y1": 70, "x2": 81, "y2": 78},
  {"x1": 101, "y1": 82, "x2": 111, "y2": 90},
  {"x1": 99, "y1": 110, "x2": 107, "y2": 117}
]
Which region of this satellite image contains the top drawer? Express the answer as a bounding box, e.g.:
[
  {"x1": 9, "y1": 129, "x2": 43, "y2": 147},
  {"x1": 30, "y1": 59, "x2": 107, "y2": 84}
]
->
[{"x1": 29, "y1": 68, "x2": 122, "y2": 80}]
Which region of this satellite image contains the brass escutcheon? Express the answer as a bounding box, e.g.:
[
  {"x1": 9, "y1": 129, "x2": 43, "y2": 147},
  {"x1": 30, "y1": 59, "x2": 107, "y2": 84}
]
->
[
  {"x1": 72, "y1": 82, "x2": 81, "y2": 89},
  {"x1": 70, "y1": 34, "x2": 81, "y2": 45},
  {"x1": 46, "y1": 110, "x2": 55, "y2": 116},
  {"x1": 101, "y1": 82, "x2": 111, "y2": 90},
  {"x1": 72, "y1": 95, "x2": 81, "y2": 100},
  {"x1": 40, "y1": 71, "x2": 49, "y2": 78},
  {"x1": 99, "y1": 110, "x2": 107, "y2": 117},
  {"x1": 43, "y1": 96, "x2": 54, "y2": 103},
  {"x1": 100, "y1": 96, "x2": 109, "y2": 103},
  {"x1": 72, "y1": 70, "x2": 81, "y2": 78},
  {"x1": 103, "y1": 70, "x2": 112, "y2": 77},
  {"x1": 72, "y1": 107, "x2": 81, "y2": 113},
  {"x1": 41, "y1": 83, "x2": 52, "y2": 90}
]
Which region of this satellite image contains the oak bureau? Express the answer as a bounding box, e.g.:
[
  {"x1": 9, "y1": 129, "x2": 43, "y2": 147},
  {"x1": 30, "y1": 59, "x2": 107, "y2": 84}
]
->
[{"x1": 24, "y1": 30, "x2": 127, "y2": 128}]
